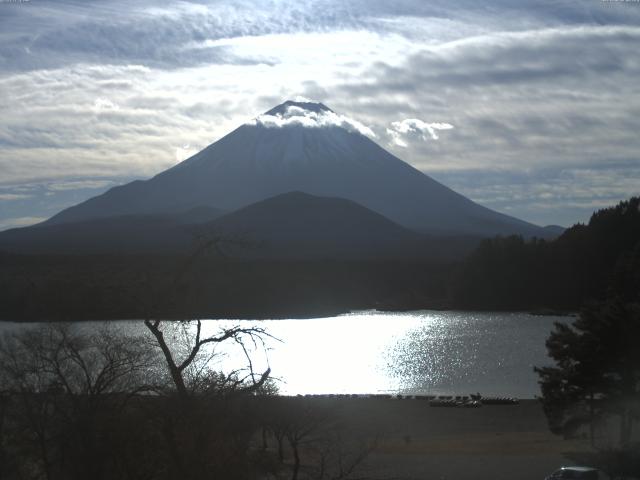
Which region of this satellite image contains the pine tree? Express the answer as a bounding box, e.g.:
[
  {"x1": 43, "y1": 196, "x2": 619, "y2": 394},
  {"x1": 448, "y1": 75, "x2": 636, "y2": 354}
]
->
[{"x1": 535, "y1": 296, "x2": 640, "y2": 445}]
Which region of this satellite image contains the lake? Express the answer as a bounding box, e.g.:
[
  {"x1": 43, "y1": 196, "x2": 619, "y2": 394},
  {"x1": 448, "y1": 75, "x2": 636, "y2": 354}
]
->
[{"x1": 0, "y1": 310, "x2": 570, "y2": 398}]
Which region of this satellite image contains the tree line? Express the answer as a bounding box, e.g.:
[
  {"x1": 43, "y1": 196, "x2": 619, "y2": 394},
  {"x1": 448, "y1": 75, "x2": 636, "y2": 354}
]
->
[
  {"x1": 532, "y1": 198, "x2": 640, "y2": 478},
  {"x1": 452, "y1": 197, "x2": 640, "y2": 311}
]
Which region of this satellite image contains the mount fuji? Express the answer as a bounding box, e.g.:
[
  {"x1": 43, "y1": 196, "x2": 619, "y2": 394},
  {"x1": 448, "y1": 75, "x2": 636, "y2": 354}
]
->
[{"x1": 42, "y1": 100, "x2": 548, "y2": 238}]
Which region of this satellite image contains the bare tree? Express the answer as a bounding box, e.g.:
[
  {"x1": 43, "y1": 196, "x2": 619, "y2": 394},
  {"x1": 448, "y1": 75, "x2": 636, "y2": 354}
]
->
[
  {"x1": 143, "y1": 318, "x2": 271, "y2": 399},
  {"x1": 310, "y1": 428, "x2": 378, "y2": 480},
  {"x1": 0, "y1": 323, "x2": 157, "y2": 480},
  {"x1": 262, "y1": 398, "x2": 377, "y2": 480},
  {"x1": 134, "y1": 236, "x2": 278, "y2": 479},
  {"x1": 140, "y1": 232, "x2": 272, "y2": 397}
]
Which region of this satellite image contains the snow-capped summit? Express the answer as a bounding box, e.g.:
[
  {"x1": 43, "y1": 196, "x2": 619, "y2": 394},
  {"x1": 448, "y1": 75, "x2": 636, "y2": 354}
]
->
[
  {"x1": 45, "y1": 100, "x2": 549, "y2": 238},
  {"x1": 246, "y1": 100, "x2": 374, "y2": 137},
  {"x1": 263, "y1": 100, "x2": 333, "y2": 116}
]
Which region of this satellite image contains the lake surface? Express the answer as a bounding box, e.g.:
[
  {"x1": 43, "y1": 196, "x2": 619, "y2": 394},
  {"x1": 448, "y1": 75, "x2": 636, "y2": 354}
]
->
[{"x1": 0, "y1": 310, "x2": 570, "y2": 398}]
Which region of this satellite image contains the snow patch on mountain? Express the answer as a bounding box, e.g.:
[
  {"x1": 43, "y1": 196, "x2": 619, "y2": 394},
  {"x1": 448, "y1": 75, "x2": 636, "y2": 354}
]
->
[{"x1": 248, "y1": 104, "x2": 376, "y2": 138}]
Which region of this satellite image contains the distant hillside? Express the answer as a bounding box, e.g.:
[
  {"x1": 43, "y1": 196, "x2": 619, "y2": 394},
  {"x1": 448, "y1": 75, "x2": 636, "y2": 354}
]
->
[
  {"x1": 205, "y1": 191, "x2": 443, "y2": 259},
  {"x1": 0, "y1": 207, "x2": 225, "y2": 255},
  {"x1": 1, "y1": 197, "x2": 631, "y2": 321},
  {"x1": 0, "y1": 191, "x2": 480, "y2": 260},
  {"x1": 451, "y1": 197, "x2": 640, "y2": 310}
]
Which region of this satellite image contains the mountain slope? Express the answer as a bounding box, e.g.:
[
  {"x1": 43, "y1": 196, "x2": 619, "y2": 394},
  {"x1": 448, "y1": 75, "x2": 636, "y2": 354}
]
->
[
  {"x1": 0, "y1": 192, "x2": 480, "y2": 259},
  {"x1": 0, "y1": 207, "x2": 225, "y2": 255},
  {"x1": 45, "y1": 100, "x2": 548, "y2": 238},
  {"x1": 203, "y1": 191, "x2": 429, "y2": 259}
]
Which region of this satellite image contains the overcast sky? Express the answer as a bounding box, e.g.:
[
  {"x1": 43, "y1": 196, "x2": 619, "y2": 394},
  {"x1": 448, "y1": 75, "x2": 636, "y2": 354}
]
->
[{"x1": 1, "y1": 0, "x2": 639, "y2": 230}]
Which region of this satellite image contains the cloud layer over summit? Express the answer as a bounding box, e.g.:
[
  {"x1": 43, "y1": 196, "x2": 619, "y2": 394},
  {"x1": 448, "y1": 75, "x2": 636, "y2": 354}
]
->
[
  {"x1": 250, "y1": 105, "x2": 376, "y2": 138},
  {"x1": 0, "y1": 0, "x2": 639, "y2": 229}
]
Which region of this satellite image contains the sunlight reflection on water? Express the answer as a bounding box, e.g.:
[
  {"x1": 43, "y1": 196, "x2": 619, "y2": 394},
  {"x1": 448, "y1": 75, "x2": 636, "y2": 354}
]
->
[
  {"x1": 0, "y1": 310, "x2": 569, "y2": 398},
  {"x1": 169, "y1": 310, "x2": 567, "y2": 398}
]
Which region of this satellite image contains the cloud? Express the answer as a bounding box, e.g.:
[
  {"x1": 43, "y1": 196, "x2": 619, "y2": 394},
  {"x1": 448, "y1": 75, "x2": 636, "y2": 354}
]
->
[
  {"x1": 0, "y1": 63, "x2": 245, "y2": 184},
  {"x1": 0, "y1": 177, "x2": 133, "y2": 231},
  {"x1": 0, "y1": 0, "x2": 393, "y2": 73},
  {"x1": 3, "y1": 0, "x2": 639, "y2": 74},
  {"x1": 0, "y1": 216, "x2": 47, "y2": 231},
  {"x1": 318, "y1": 25, "x2": 640, "y2": 172},
  {"x1": 0, "y1": 1, "x2": 280, "y2": 72},
  {"x1": 383, "y1": 26, "x2": 640, "y2": 90},
  {"x1": 430, "y1": 161, "x2": 640, "y2": 227},
  {"x1": 0, "y1": 193, "x2": 31, "y2": 201},
  {"x1": 387, "y1": 119, "x2": 454, "y2": 147},
  {"x1": 46, "y1": 179, "x2": 118, "y2": 191},
  {"x1": 92, "y1": 98, "x2": 120, "y2": 113},
  {"x1": 249, "y1": 105, "x2": 377, "y2": 138}
]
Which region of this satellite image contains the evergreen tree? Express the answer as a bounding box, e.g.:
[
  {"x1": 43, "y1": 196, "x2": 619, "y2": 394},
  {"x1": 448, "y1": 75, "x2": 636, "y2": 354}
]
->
[
  {"x1": 536, "y1": 252, "x2": 640, "y2": 446},
  {"x1": 453, "y1": 197, "x2": 640, "y2": 310}
]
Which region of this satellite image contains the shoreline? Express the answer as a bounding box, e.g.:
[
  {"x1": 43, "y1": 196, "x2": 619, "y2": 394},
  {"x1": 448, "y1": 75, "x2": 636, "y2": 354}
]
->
[{"x1": 0, "y1": 307, "x2": 578, "y2": 323}]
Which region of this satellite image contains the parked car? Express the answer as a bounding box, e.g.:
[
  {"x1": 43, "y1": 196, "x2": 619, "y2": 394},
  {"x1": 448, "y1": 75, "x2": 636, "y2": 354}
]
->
[{"x1": 545, "y1": 467, "x2": 602, "y2": 480}]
